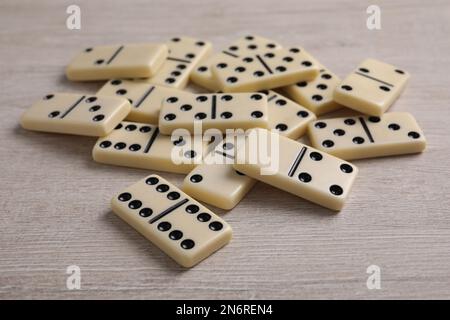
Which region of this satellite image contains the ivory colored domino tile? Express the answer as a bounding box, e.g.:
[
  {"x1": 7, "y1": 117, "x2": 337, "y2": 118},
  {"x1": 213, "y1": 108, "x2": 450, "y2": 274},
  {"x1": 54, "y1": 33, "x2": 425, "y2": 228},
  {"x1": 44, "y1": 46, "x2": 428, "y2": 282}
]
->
[
  {"x1": 190, "y1": 35, "x2": 282, "y2": 91},
  {"x1": 111, "y1": 174, "x2": 232, "y2": 267},
  {"x1": 182, "y1": 135, "x2": 256, "y2": 210},
  {"x1": 93, "y1": 121, "x2": 210, "y2": 174},
  {"x1": 146, "y1": 36, "x2": 212, "y2": 89},
  {"x1": 283, "y1": 60, "x2": 343, "y2": 116},
  {"x1": 333, "y1": 58, "x2": 410, "y2": 116},
  {"x1": 97, "y1": 80, "x2": 181, "y2": 124},
  {"x1": 233, "y1": 128, "x2": 358, "y2": 211},
  {"x1": 261, "y1": 90, "x2": 316, "y2": 139},
  {"x1": 158, "y1": 92, "x2": 269, "y2": 135},
  {"x1": 20, "y1": 93, "x2": 131, "y2": 136},
  {"x1": 66, "y1": 43, "x2": 168, "y2": 81},
  {"x1": 210, "y1": 46, "x2": 319, "y2": 93},
  {"x1": 307, "y1": 112, "x2": 426, "y2": 160}
]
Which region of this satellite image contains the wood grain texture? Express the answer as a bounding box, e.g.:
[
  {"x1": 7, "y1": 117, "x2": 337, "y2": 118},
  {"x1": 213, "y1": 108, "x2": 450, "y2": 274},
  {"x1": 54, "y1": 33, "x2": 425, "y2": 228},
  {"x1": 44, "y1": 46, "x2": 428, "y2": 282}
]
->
[{"x1": 1, "y1": 0, "x2": 450, "y2": 299}]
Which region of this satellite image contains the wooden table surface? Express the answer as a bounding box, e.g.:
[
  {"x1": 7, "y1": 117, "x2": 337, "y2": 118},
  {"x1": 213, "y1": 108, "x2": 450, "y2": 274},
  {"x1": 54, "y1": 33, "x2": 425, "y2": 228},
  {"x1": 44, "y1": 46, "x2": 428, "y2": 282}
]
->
[{"x1": 1, "y1": 0, "x2": 449, "y2": 300}]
